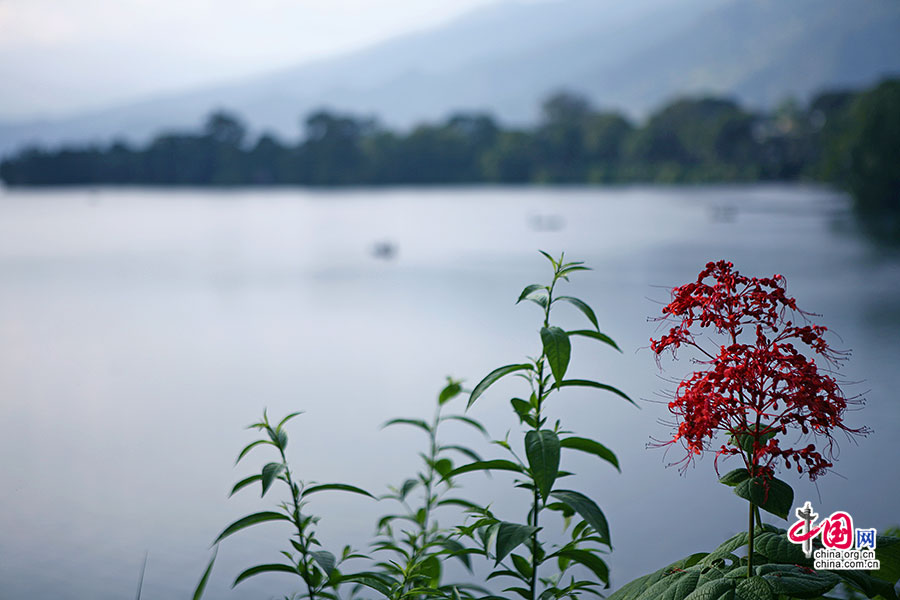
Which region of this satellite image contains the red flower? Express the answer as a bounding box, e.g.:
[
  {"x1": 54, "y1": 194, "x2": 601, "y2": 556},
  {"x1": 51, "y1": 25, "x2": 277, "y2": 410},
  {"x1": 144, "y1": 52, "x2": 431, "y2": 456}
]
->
[{"x1": 650, "y1": 260, "x2": 868, "y2": 481}]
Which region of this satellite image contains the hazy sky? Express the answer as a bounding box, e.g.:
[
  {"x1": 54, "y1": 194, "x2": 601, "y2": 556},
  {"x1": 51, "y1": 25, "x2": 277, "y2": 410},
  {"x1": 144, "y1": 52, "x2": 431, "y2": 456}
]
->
[{"x1": 0, "y1": 0, "x2": 509, "y2": 120}]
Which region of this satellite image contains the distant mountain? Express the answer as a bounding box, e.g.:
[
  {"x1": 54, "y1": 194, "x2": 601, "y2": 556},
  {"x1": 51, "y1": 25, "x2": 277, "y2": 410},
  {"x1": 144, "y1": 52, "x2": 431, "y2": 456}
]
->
[{"x1": 1, "y1": 0, "x2": 899, "y2": 156}]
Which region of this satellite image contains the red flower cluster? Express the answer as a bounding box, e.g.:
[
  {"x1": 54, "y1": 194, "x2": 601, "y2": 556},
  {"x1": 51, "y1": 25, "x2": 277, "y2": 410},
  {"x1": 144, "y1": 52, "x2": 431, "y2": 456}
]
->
[{"x1": 650, "y1": 260, "x2": 868, "y2": 480}]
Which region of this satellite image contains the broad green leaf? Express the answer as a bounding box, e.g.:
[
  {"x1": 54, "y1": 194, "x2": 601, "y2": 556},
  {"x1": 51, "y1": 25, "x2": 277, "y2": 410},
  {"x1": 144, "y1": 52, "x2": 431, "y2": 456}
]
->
[
  {"x1": 302, "y1": 483, "x2": 375, "y2": 499},
  {"x1": 230, "y1": 474, "x2": 262, "y2": 497},
  {"x1": 419, "y1": 555, "x2": 441, "y2": 586},
  {"x1": 757, "y1": 565, "x2": 838, "y2": 597},
  {"x1": 733, "y1": 477, "x2": 793, "y2": 520},
  {"x1": 495, "y1": 522, "x2": 539, "y2": 565},
  {"x1": 558, "y1": 379, "x2": 636, "y2": 407},
  {"x1": 555, "y1": 549, "x2": 609, "y2": 585},
  {"x1": 511, "y1": 553, "x2": 532, "y2": 578},
  {"x1": 872, "y1": 535, "x2": 900, "y2": 586},
  {"x1": 439, "y1": 380, "x2": 463, "y2": 405},
  {"x1": 446, "y1": 459, "x2": 524, "y2": 479},
  {"x1": 525, "y1": 430, "x2": 561, "y2": 501},
  {"x1": 311, "y1": 550, "x2": 336, "y2": 575},
  {"x1": 214, "y1": 511, "x2": 291, "y2": 544},
  {"x1": 734, "y1": 576, "x2": 774, "y2": 600},
  {"x1": 233, "y1": 563, "x2": 297, "y2": 587},
  {"x1": 517, "y1": 284, "x2": 547, "y2": 304},
  {"x1": 235, "y1": 439, "x2": 272, "y2": 465},
  {"x1": 192, "y1": 547, "x2": 217, "y2": 600},
  {"x1": 718, "y1": 468, "x2": 750, "y2": 487},
  {"x1": 468, "y1": 364, "x2": 534, "y2": 409},
  {"x1": 568, "y1": 329, "x2": 621, "y2": 352},
  {"x1": 277, "y1": 411, "x2": 303, "y2": 429},
  {"x1": 261, "y1": 462, "x2": 285, "y2": 497},
  {"x1": 683, "y1": 578, "x2": 735, "y2": 600},
  {"x1": 551, "y1": 490, "x2": 610, "y2": 546},
  {"x1": 554, "y1": 296, "x2": 599, "y2": 330},
  {"x1": 752, "y1": 531, "x2": 809, "y2": 565},
  {"x1": 440, "y1": 415, "x2": 489, "y2": 435},
  {"x1": 541, "y1": 326, "x2": 571, "y2": 386},
  {"x1": 510, "y1": 398, "x2": 532, "y2": 423},
  {"x1": 831, "y1": 568, "x2": 896, "y2": 599},
  {"x1": 382, "y1": 418, "x2": 431, "y2": 433},
  {"x1": 559, "y1": 437, "x2": 620, "y2": 472}
]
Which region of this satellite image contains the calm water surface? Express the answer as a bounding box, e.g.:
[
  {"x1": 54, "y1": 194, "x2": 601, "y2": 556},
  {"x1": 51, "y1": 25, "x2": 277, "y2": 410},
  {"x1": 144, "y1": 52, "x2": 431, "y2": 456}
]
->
[{"x1": 0, "y1": 186, "x2": 897, "y2": 599}]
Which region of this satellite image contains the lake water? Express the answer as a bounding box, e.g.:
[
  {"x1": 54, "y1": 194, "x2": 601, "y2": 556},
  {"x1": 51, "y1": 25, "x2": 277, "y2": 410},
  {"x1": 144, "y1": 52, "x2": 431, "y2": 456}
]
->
[{"x1": 0, "y1": 185, "x2": 897, "y2": 599}]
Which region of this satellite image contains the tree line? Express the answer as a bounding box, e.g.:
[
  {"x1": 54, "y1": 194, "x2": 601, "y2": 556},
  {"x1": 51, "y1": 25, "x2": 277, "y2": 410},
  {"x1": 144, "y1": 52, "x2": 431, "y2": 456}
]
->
[{"x1": 1, "y1": 78, "x2": 897, "y2": 214}]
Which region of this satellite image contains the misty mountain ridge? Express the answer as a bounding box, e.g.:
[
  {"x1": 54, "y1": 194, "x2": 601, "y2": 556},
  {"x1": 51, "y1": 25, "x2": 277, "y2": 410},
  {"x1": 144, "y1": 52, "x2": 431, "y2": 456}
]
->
[{"x1": 1, "y1": 0, "x2": 899, "y2": 156}]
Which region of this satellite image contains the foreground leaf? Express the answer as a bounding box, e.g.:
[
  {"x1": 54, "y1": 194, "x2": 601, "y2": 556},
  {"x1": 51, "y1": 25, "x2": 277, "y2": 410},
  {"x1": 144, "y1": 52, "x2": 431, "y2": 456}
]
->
[
  {"x1": 525, "y1": 430, "x2": 561, "y2": 501},
  {"x1": 732, "y1": 476, "x2": 793, "y2": 520},
  {"x1": 559, "y1": 437, "x2": 620, "y2": 472},
  {"x1": 233, "y1": 563, "x2": 297, "y2": 587},
  {"x1": 541, "y1": 326, "x2": 571, "y2": 386},
  {"x1": 495, "y1": 522, "x2": 539, "y2": 565},
  {"x1": 192, "y1": 547, "x2": 217, "y2": 600},
  {"x1": 468, "y1": 364, "x2": 534, "y2": 409},
  {"x1": 550, "y1": 490, "x2": 610, "y2": 546},
  {"x1": 302, "y1": 483, "x2": 375, "y2": 499},
  {"x1": 214, "y1": 511, "x2": 291, "y2": 544}
]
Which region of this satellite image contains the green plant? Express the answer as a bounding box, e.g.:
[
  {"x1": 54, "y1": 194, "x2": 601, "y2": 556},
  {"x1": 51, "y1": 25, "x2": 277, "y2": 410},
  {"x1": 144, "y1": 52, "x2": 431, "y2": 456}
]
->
[
  {"x1": 449, "y1": 251, "x2": 633, "y2": 600},
  {"x1": 363, "y1": 378, "x2": 490, "y2": 600},
  {"x1": 193, "y1": 410, "x2": 375, "y2": 600}
]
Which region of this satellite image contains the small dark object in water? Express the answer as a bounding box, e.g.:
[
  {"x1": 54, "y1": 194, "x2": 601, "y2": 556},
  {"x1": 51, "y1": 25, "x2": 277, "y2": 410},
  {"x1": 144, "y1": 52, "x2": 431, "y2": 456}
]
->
[
  {"x1": 372, "y1": 241, "x2": 397, "y2": 260},
  {"x1": 529, "y1": 214, "x2": 565, "y2": 231}
]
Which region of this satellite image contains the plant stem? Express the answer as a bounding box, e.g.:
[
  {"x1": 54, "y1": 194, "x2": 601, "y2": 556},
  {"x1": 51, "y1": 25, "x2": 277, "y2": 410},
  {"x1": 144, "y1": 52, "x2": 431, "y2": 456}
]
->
[
  {"x1": 747, "y1": 500, "x2": 755, "y2": 578},
  {"x1": 279, "y1": 444, "x2": 317, "y2": 600},
  {"x1": 531, "y1": 359, "x2": 544, "y2": 600}
]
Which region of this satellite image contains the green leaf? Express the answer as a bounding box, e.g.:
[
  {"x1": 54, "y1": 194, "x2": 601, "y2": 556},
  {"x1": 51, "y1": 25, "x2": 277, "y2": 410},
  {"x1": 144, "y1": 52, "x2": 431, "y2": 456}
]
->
[
  {"x1": 758, "y1": 565, "x2": 838, "y2": 598},
  {"x1": 311, "y1": 550, "x2": 336, "y2": 575},
  {"x1": 439, "y1": 380, "x2": 463, "y2": 405},
  {"x1": 214, "y1": 511, "x2": 291, "y2": 544},
  {"x1": 557, "y1": 379, "x2": 636, "y2": 407},
  {"x1": 439, "y1": 538, "x2": 472, "y2": 571},
  {"x1": 732, "y1": 477, "x2": 793, "y2": 520},
  {"x1": 277, "y1": 411, "x2": 304, "y2": 429},
  {"x1": 872, "y1": 535, "x2": 900, "y2": 587},
  {"x1": 555, "y1": 549, "x2": 609, "y2": 585},
  {"x1": 734, "y1": 576, "x2": 773, "y2": 600},
  {"x1": 517, "y1": 284, "x2": 547, "y2": 304},
  {"x1": 568, "y1": 329, "x2": 621, "y2": 352},
  {"x1": 382, "y1": 418, "x2": 431, "y2": 433},
  {"x1": 445, "y1": 460, "x2": 524, "y2": 479},
  {"x1": 302, "y1": 483, "x2": 375, "y2": 499},
  {"x1": 511, "y1": 553, "x2": 532, "y2": 579},
  {"x1": 718, "y1": 468, "x2": 750, "y2": 487},
  {"x1": 441, "y1": 445, "x2": 482, "y2": 463},
  {"x1": 440, "y1": 415, "x2": 489, "y2": 435},
  {"x1": 539, "y1": 250, "x2": 557, "y2": 268},
  {"x1": 261, "y1": 462, "x2": 285, "y2": 497},
  {"x1": 468, "y1": 364, "x2": 534, "y2": 409},
  {"x1": 192, "y1": 547, "x2": 217, "y2": 600},
  {"x1": 551, "y1": 490, "x2": 610, "y2": 546},
  {"x1": 554, "y1": 296, "x2": 599, "y2": 330},
  {"x1": 559, "y1": 437, "x2": 620, "y2": 472},
  {"x1": 232, "y1": 563, "x2": 297, "y2": 587},
  {"x1": 541, "y1": 326, "x2": 571, "y2": 386},
  {"x1": 525, "y1": 430, "x2": 561, "y2": 501},
  {"x1": 235, "y1": 439, "x2": 272, "y2": 465},
  {"x1": 230, "y1": 474, "x2": 262, "y2": 497},
  {"x1": 731, "y1": 425, "x2": 777, "y2": 456},
  {"x1": 495, "y1": 522, "x2": 539, "y2": 565},
  {"x1": 339, "y1": 572, "x2": 395, "y2": 596},
  {"x1": 510, "y1": 398, "x2": 533, "y2": 424},
  {"x1": 434, "y1": 458, "x2": 454, "y2": 478}
]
